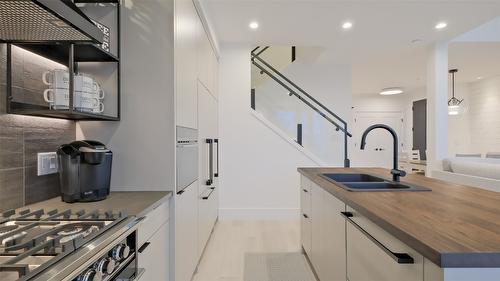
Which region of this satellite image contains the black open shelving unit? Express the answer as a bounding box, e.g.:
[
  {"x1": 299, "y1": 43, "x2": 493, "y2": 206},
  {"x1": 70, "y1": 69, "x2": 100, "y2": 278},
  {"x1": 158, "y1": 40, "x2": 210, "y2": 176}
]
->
[{"x1": 5, "y1": 0, "x2": 121, "y2": 121}]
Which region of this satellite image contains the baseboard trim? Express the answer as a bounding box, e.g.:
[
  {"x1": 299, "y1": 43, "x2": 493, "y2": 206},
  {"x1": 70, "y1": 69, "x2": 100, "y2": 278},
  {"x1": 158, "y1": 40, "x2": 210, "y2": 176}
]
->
[{"x1": 219, "y1": 208, "x2": 300, "y2": 220}]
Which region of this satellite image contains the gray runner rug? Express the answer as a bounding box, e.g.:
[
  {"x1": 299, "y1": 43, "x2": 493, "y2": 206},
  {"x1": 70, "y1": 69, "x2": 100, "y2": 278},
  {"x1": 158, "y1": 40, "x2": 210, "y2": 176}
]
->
[{"x1": 244, "y1": 252, "x2": 316, "y2": 281}]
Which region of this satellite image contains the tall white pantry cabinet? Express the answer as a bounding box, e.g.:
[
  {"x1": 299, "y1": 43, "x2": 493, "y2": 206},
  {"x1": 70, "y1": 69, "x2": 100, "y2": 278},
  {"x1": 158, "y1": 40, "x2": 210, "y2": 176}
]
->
[{"x1": 174, "y1": 1, "x2": 219, "y2": 281}]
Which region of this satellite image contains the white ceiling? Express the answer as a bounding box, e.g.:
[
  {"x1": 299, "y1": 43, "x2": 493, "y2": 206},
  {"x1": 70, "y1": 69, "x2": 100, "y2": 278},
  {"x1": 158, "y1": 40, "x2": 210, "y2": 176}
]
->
[
  {"x1": 449, "y1": 42, "x2": 500, "y2": 84},
  {"x1": 201, "y1": 0, "x2": 500, "y2": 95}
]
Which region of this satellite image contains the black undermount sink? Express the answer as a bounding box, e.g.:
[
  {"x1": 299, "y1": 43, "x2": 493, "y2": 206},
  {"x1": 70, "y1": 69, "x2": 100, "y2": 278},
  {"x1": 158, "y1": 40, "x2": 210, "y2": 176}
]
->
[
  {"x1": 320, "y1": 173, "x2": 431, "y2": 192},
  {"x1": 322, "y1": 173, "x2": 385, "y2": 183}
]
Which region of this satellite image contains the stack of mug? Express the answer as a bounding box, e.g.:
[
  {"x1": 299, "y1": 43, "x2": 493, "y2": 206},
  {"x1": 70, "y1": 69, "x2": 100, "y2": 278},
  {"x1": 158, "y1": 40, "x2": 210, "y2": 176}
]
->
[{"x1": 43, "y1": 70, "x2": 105, "y2": 114}]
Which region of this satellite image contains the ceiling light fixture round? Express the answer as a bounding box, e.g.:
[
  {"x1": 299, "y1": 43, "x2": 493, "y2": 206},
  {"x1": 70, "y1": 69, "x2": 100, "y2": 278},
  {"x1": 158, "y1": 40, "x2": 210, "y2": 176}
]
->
[
  {"x1": 380, "y1": 87, "x2": 404, "y2": 95},
  {"x1": 435, "y1": 22, "x2": 448, "y2": 30},
  {"x1": 249, "y1": 21, "x2": 259, "y2": 30},
  {"x1": 342, "y1": 21, "x2": 353, "y2": 29}
]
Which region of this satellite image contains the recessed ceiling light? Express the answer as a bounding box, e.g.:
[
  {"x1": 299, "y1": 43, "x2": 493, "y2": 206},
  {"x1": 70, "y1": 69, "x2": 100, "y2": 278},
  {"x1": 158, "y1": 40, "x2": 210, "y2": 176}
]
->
[
  {"x1": 477, "y1": 76, "x2": 483, "y2": 80},
  {"x1": 435, "y1": 22, "x2": 448, "y2": 30},
  {"x1": 380, "y1": 87, "x2": 404, "y2": 96},
  {"x1": 342, "y1": 21, "x2": 353, "y2": 29},
  {"x1": 249, "y1": 21, "x2": 259, "y2": 30}
]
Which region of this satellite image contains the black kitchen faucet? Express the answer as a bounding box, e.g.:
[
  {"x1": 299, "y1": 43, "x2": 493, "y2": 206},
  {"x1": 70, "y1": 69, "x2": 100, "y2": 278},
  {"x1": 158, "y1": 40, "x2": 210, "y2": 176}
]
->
[{"x1": 360, "y1": 124, "x2": 407, "y2": 182}]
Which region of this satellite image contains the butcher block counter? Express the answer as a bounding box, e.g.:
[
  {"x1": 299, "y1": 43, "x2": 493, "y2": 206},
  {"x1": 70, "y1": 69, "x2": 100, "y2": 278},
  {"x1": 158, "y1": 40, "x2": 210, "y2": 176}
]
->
[{"x1": 299, "y1": 167, "x2": 500, "y2": 274}]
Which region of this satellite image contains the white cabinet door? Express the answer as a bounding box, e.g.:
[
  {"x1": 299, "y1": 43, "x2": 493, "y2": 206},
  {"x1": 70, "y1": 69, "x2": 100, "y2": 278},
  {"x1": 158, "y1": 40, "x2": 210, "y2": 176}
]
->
[
  {"x1": 197, "y1": 82, "x2": 219, "y2": 257},
  {"x1": 346, "y1": 206, "x2": 423, "y2": 281},
  {"x1": 138, "y1": 221, "x2": 170, "y2": 281},
  {"x1": 209, "y1": 47, "x2": 218, "y2": 99},
  {"x1": 197, "y1": 31, "x2": 211, "y2": 93},
  {"x1": 321, "y1": 192, "x2": 346, "y2": 281},
  {"x1": 310, "y1": 183, "x2": 346, "y2": 281},
  {"x1": 175, "y1": 181, "x2": 199, "y2": 281},
  {"x1": 175, "y1": 0, "x2": 201, "y2": 129},
  {"x1": 310, "y1": 183, "x2": 322, "y2": 271}
]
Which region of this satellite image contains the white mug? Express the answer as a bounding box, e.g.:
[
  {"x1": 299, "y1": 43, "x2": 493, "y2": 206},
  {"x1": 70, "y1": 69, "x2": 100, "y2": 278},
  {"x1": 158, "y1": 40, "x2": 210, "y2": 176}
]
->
[
  {"x1": 75, "y1": 74, "x2": 99, "y2": 93},
  {"x1": 93, "y1": 84, "x2": 105, "y2": 100},
  {"x1": 74, "y1": 91, "x2": 104, "y2": 113},
  {"x1": 43, "y1": 88, "x2": 69, "y2": 109},
  {"x1": 42, "y1": 69, "x2": 69, "y2": 89},
  {"x1": 93, "y1": 100, "x2": 105, "y2": 113}
]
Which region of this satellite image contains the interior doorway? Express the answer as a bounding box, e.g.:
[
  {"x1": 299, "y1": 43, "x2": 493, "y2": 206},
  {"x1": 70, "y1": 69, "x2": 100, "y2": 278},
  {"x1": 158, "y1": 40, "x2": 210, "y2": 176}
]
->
[{"x1": 412, "y1": 99, "x2": 427, "y2": 160}]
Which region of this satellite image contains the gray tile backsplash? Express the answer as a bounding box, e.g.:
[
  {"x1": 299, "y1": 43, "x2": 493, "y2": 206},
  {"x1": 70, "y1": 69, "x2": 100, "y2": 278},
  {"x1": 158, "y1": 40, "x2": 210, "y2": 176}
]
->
[{"x1": 0, "y1": 44, "x2": 76, "y2": 211}]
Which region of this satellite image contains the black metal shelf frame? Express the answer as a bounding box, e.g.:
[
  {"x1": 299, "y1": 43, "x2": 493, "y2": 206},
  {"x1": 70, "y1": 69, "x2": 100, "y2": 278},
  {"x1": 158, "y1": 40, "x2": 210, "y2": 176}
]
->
[{"x1": 5, "y1": 1, "x2": 121, "y2": 121}]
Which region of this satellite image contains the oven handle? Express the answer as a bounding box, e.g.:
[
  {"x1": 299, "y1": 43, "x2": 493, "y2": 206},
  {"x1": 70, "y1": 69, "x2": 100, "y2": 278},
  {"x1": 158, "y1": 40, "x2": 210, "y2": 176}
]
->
[
  {"x1": 214, "y1": 138, "x2": 219, "y2": 178},
  {"x1": 206, "y1": 139, "x2": 214, "y2": 185}
]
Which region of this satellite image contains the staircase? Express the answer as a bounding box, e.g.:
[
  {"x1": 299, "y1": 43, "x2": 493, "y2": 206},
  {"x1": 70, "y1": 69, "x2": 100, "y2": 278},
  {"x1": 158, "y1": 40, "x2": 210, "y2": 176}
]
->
[{"x1": 250, "y1": 46, "x2": 352, "y2": 167}]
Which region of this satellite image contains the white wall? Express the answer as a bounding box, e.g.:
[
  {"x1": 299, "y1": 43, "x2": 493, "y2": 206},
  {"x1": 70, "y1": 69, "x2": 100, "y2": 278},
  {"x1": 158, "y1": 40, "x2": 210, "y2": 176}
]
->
[
  {"x1": 77, "y1": 0, "x2": 175, "y2": 191},
  {"x1": 455, "y1": 76, "x2": 500, "y2": 155},
  {"x1": 218, "y1": 44, "x2": 319, "y2": 220},
  {"x1": 351, "y1": 91, "x2": 423, "y2": 157}
]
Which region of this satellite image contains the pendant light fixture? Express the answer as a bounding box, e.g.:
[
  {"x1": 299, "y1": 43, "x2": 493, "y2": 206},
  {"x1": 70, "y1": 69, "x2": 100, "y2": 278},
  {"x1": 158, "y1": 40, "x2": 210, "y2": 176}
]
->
[{"x1": 448, "y1": 69, "x2": 463, "y2": 116}]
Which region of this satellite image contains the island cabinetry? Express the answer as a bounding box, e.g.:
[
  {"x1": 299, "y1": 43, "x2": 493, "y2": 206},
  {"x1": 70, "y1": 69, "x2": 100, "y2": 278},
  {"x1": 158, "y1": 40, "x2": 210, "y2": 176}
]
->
[{"x1": 310, "y1": 181, "x2": 346, "y2": 281}]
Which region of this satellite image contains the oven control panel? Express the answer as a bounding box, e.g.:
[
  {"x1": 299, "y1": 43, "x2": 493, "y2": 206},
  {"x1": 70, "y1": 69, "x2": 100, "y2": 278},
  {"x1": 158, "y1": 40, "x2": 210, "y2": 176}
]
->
[{"x1": 74, "y1": 234, "x2": 136, "y2": 281}]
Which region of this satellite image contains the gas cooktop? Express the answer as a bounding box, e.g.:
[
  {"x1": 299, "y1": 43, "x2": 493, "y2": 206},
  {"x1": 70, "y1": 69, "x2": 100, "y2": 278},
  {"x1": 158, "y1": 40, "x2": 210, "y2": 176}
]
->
[{"x1": 0, "y1": 208, "x2": 127, "y2": 281}]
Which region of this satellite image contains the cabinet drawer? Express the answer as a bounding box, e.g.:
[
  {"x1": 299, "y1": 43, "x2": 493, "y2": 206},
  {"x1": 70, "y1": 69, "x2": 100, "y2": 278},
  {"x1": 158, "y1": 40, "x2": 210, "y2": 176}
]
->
[
  {"x1": 301, "y1": 212, "x2": 312, "y2": 257},
  {"x1": 139, "y1": 200, "x2": 170, "y2": 246},
  {"x1": 138, "y1": 221, "x2": 169, "y2": 281},
  {"x1": 345, "y1": 206, "x2": 423, "y2": 281}
]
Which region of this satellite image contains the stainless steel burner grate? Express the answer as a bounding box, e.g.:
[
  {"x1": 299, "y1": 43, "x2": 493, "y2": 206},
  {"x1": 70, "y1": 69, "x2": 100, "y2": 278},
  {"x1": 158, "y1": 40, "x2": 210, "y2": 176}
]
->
[{"x1": 0, "y1": 208, "x2": 127, "y2": 281}]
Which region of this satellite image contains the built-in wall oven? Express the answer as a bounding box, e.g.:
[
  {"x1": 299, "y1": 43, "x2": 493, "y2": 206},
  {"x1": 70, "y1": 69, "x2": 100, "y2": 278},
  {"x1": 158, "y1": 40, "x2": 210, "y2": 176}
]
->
[{"x1": 176, "y1": 126, "x2": 199, "y2": 194}]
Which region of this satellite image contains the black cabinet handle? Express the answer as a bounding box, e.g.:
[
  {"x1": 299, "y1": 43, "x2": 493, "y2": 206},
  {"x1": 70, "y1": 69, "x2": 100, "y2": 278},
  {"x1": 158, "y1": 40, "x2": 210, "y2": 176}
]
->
[
  {"x1": 214, "y1": 139, "x2": 219, "y2": 178},
  {"x1": 206, "y1": 139, "x2": 214, "y2": 185},
  {"x1": 303, "y1": 213, "x2": 309, "y2": 219},
  {"x1": 202, "y1": 187, "x2": 215, "y2": 200},
  {"x1": 138, "y1": 242, "x2": 151, "y2": 253},
  {"x1": 176, "y1": 189, "x2": 185, "y2": 195},
  {"x1": 302, "y1": 188, "x2": 308, "y2": 193},
  {"x1": 340, "y1": 211, "x2": 414, "y2": 264}
]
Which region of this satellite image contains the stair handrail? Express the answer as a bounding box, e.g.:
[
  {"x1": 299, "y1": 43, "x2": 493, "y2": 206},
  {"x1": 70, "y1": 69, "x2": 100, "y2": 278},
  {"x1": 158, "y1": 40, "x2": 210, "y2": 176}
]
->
[
  {"x1": 252, "y1": 47, "x2": 350, "y2": 132},
  {"x1": 251, "y1": 46, "x2": 352, "y2": 167}
]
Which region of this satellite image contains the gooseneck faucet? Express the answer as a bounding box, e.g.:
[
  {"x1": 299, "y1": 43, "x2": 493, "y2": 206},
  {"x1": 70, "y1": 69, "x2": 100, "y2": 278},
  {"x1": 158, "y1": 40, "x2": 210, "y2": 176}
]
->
[{"x1": 360, "y1": 124, "x2": 406, "y2": 182}]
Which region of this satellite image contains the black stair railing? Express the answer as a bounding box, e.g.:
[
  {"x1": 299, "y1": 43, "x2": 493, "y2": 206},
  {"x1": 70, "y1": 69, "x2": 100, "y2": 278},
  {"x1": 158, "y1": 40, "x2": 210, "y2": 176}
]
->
[{"x1": 251, "y1": 46, "x2": 352, "y2": 167}]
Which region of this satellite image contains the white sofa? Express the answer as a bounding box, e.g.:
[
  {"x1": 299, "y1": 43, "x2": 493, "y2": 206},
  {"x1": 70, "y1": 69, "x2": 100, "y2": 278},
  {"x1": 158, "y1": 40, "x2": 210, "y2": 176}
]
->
[{"x1": 433, "y1": 156, "x2": 500, "y2": 192}]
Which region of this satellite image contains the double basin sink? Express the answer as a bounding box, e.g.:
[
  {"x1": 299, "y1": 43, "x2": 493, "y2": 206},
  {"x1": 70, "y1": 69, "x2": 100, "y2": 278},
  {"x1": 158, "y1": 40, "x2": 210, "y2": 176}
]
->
[{"x1": 320, "y1": 173, "x2": 431, "y2": 192}]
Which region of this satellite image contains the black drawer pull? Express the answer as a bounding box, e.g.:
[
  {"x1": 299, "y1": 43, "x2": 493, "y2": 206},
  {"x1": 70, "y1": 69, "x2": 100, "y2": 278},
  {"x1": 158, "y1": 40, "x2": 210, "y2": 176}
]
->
[
  {"x1": 138, "y1": 242, "x2": 151, "y2": 253},
  {"x1": 340, "y1": 211, "x2": 414, "y2": 264},
  {"x1": 302, "y1": 189, "x2": 308, "y2": 193},
  {"x1": 303, "y1": 214, "x2": 309, "y2": 219}
]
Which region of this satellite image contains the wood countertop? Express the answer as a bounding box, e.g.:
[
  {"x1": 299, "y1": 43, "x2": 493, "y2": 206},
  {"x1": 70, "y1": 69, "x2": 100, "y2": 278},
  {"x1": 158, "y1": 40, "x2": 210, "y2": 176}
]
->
[
  {"x1": 298, "y1": 167, "x2": 500, "y2": 268},
  {"x1": 24, "y1": 191, "x2": 172, "y2": 218}
]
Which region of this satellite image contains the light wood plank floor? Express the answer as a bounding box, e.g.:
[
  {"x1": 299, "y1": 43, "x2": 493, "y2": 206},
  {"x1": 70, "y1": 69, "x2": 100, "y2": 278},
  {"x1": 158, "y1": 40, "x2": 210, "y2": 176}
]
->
[{"x1": 192, "y1": 220, "x2": 301, "y2": 281}]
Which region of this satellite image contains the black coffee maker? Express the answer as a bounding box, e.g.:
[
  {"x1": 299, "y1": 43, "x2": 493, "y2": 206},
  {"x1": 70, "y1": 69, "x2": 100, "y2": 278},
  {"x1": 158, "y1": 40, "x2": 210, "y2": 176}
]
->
[{"x1": 57, "y1": 140, "x2": 112, "y2": 203}]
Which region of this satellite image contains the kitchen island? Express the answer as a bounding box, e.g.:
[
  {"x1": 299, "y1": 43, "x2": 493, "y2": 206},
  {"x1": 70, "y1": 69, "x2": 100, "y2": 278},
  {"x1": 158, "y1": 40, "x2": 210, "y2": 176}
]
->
[{"x1": 299, "y1": 167, "x2": 500, "y2": 281}]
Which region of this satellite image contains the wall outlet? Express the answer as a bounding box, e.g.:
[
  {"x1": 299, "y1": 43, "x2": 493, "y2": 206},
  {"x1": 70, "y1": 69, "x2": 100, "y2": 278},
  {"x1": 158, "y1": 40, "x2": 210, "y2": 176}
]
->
[{"x1": 37, "y1": 152, "x2": 58, "y2": 176}]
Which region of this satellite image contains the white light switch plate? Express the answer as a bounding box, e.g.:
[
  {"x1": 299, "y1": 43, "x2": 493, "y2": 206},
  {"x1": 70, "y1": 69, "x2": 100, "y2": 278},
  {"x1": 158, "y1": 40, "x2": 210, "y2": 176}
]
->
[{"x1": 37, "y1": 152, "x2": 58, "y2": 176}]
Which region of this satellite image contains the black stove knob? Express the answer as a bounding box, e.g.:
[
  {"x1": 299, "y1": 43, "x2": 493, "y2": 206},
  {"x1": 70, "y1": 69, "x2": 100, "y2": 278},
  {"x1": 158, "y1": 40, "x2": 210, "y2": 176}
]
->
[
  {"x1": 110, "y1": 244, "x2": 131, "y2": 260},
  {"x1": 94, "y1": 257, "x2": 116, "y2": 275},
  {"x1": 77, "y1": 269, "x2": 103, "y2": 281}
]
